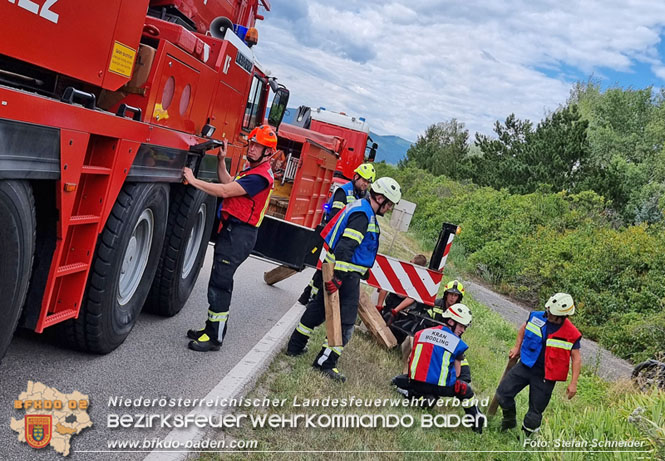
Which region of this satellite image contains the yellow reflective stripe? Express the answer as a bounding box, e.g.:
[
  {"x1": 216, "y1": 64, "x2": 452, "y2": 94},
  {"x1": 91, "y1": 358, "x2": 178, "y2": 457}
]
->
[
  {"x1": 526, "y1": 322, "x2": 543, "y2": 337},
  {"x1": 334, "y1": 261, "x2": 368, "y2": 274},
  {"x1": 461, "y1": 359, "x2": 469, "y2": 367},
  {"x1": 410, "y1": 344, "x2": 423, "y2": 378},
  {"x1": 346, "y1": 194, "x2": 355, "y2": 203},
  {"x1": 311, "y1": 286, "x2": 319, "y2": 296},
  {"x1": 296, "y1": 323, "x2": 313, "y2": 337},
  {"x1": 327, "y1": 210, "x2": 348, "y2": 247},
  {"x1": 256, "y1": 189, "x2": 273, "y2": 227},
  {"x1": 197, "y1": 333, "x2": 211, "y2": 342},
  {"x1": 367, "y1": 224, "x2": 379, "y2": 233},
  {"x1": 324, "y1": 253, "x2": 336, "y2": 264},
  {"x1": 546, "y1": 338, "x2": 574, "y2": 350},
  {"x1": 438, "y1": 351, "x2": 451, "y2": 386},
  {"x1": 330, "y1": 346, "x2": 343, "y2": 355},
  {"x1": 332, "y1": 201, "x2": 345, "y2": 209},
  {"x1": 342, "y1": 228, "x2": 364, "y2": 244},
  {"x1": 208, "y1": 311, "x2": 229, "y2": 322}
]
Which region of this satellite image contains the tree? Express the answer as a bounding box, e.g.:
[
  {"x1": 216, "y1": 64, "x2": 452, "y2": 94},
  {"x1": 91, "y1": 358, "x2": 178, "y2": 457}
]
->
[
  {"x1": 401, "y1": 119, "x2": 470, "y2": 179},
  {"x1": 472, "y1": 114, "x2": 533, "y2": 192},
  {"x1": 524, "y1": 104, "x2": 591, "y2": 193}
]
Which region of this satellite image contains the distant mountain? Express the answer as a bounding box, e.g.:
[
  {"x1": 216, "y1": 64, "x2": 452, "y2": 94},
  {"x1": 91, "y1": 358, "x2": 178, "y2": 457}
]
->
[
  {"x1": 280, "y1": 107, "x2": 412, "y2": 165},
  {"x1": 369, "y1": 132, "x2": 412, "y2": 165}
]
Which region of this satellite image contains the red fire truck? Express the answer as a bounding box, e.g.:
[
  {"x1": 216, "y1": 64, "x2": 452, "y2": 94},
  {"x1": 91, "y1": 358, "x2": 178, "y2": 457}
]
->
[
  {"x1": 253, "y1": 106, "x2": 379, "y2": 271},
  {"x1": 0, "y1": 0, "x2": 290, "y2": 360}
]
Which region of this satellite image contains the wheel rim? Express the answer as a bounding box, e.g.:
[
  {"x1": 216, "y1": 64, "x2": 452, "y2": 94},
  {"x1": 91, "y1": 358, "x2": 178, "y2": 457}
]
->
[
  {"x1": 182, "y1": 202, "x2": 207, "y2": 279},
  {"x1": 118, "y1": 209, "x2": 154, "y2": 306}
]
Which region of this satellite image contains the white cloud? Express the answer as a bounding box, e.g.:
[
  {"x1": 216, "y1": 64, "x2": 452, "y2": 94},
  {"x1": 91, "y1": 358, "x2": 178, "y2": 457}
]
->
[{"x1": 255, "y1": 0, "x2": 665, "y2": 140}]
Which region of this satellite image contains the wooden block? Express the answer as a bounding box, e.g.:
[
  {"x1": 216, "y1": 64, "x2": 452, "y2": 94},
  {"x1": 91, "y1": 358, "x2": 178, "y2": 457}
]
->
[
  {"x1": 263, "y1": 265, "x2": 298, "y2": 286},
  {"x1": 357, "y1": 291, "x2": 397, "y2": 349},
  {"x1": 322, "y1": 263, "x2": 342, "y2": 347}
]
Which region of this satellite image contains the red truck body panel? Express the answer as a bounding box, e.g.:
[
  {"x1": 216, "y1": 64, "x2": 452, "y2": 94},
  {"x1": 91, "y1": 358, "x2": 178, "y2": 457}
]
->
[
  {"x1": 309, "y1": 119, "x2": 368, "y2": 180},
  {"x1": 275, "y1": 123, "x2": 339, "y2": 228},
  {"x1": 149, "y1": 0, "x2": 270, "y2": 33},
  {"x1": 0, "y1": 0, "x2": 149, "y2": 91}
]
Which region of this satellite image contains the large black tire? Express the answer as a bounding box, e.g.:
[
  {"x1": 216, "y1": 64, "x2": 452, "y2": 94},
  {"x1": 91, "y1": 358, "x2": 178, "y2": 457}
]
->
[
  {"x1": 145, "y1": 186, "x2": 216, "y2": 316},
  {"x1": 64, "y1": 183, "x2": 168, "y2": 354},
  {"x1": 0, "y1": 181, "x2": 36, "y2": 362}
]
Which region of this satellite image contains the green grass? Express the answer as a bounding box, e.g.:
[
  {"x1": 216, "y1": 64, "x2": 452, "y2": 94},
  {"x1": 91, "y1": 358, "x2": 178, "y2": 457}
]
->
[{"x1": 198, "y1": 218, "x2": 665, "y2": 461}]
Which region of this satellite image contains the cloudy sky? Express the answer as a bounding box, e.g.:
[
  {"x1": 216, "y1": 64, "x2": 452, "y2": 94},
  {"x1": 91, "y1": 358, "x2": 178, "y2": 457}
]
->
[{"x1": 253, "y1": 0, "x2": 665, "y2": 141}]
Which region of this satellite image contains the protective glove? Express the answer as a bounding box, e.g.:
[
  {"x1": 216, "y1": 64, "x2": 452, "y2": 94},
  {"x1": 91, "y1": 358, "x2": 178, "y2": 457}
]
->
[
  {"x1": 325, "y1": 277, "x2": 342, "y2": 294},
  {"x1": 386, "y1": 309, "x2": 400, "y2": 326},
  {"x1": 454, "y1": 380, "x2": 468, "y2": 395},
  {"x1": 376, "y1": 304, "x2": 384, "y2": 312}
]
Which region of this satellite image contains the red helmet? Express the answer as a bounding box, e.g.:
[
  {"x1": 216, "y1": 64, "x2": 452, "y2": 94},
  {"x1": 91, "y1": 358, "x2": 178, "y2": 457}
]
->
[{"x1": 248, "y1": 125, "x2": 278, "y2": 149}]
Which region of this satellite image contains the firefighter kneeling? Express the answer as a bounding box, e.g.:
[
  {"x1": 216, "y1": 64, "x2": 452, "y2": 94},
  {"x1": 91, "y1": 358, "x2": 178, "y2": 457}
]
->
[{"x1": 391, "y1": 304, "x2": 485, "y2": 434}]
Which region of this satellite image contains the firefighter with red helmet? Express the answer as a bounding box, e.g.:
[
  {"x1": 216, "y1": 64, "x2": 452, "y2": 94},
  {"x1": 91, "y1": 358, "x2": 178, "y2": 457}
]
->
[
  {"x1": 297, "y1": 163, "x2": 376, "y2": 305},
  {"x1": 392, "y1": 303, "x2": 485, "y2": 433},
  {"x1": 182, "y1": 125, "x2": 277, "y2": 352},
  {"x1": 286, "y1": 177, "x2": 401, "y2": 382},
  {"x1": 496, "y1": 292, "x2": 582, "y2": 435}
]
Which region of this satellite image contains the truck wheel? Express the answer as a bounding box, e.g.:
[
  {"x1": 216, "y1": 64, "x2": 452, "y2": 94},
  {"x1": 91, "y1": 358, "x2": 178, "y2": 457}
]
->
[
  {"x1": 0, "y1": 181, "x2": 36, "y2": 363},
  {"x1": 145, "y1": 186, "x2": 216, "y2": 316},
  {"x1": 65, "y1": 183, "x2": 168, "y2": 353}
]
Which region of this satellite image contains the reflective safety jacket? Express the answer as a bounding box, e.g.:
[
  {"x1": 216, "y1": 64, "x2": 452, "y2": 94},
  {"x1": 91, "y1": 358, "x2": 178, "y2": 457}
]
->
[
  {"x1": 520, "y1": 311, "x2": 582, "y2": 381},
  {"x1": 220, "y1": 161, "x2": 274, "y2": 228},
  {"x1": 325, "y1": 181, "x2": 358, "y2": 221},
  {"x1": 409, "y1": 325, "x2": 468, "y2": 387},
  {"x1": 323, "y1": 198, "x2": 378, "y2": 275}
]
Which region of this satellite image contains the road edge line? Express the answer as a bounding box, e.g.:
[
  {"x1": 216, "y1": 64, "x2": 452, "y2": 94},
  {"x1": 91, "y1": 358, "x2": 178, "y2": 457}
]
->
[{"x1": 144, "y1": 301, "x2": 305, "y2": 461}]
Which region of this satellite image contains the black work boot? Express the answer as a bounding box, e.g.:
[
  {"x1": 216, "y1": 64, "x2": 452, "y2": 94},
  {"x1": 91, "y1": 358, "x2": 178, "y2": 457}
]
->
[
  {"x1": 316, "y1": 367, "x2": 346, "y2": 383},
  {"x1": 465, "y1": 406, "x2": 485, "y2": 434},
  {"x1": 188, "y1": 333, "x2": 222, "y2": 352},
  {"x1": 522, "y1": 423, "x2": 540, "y2": 437},
  {"x1": 186, "y1": 328, "x2": 205, "y2": 340},
  {"x1": 285, "y1": 347, "x2": 308, "y2": 357},
  {"x1": 501, "y1": 407, "x2": 517, "y2": 431},
  {"x1": 312, "y1": 346, "x2": 345, "y2": 382}
]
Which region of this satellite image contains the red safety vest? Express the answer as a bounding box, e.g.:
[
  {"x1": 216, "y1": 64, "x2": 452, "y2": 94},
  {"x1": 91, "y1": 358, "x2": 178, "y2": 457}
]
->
[
  {"x1": 220, "y1": 161, "x2": 274, "y2": 228},
  {"x1": 544, "y1": 319, "x2": 582, "y2": 381}
]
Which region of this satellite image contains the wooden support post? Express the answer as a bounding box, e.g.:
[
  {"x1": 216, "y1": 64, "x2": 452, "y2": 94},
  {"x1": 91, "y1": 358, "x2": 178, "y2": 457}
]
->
[
  {"x1": 488, "y1": 356, "x2": 519, "y2": 416},
  {"x1": 357, "y1": 291, "x2": 397, "y2": 349},
  {"x1": 263, "y1": 265, "x2": 298, "y2": 286},
  {"x1": 322, "y1": 263, "x2": 342, "y2": 347}
]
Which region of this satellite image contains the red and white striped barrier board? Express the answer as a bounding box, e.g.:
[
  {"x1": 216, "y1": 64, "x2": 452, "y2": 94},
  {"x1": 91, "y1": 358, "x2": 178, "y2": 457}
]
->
[
  {"x1": 317, "y1": 249, "x2": 449, "y2": 306},
  {"x1": 366, "y1": 254, "x2": 443, "y2": 306}
]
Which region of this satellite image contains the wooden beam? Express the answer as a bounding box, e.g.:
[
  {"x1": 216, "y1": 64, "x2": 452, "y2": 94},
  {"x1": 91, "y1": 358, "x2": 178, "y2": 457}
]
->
[
  {"x1": 322, "y1": 263, "x2": 342, "y2": 347},
  {"x1": 357, "y1": 291, "x2": 397, "y2": 349},
  {"x1": 263, "y1": 265, "x2": 298, "y2": 286},
  {"x1": 487, "y1": 356, "x2": 519, "y2": 416}
]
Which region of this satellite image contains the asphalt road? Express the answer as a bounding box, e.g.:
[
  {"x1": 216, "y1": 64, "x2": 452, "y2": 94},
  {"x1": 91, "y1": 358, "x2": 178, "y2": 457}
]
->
[{"x1": 0, "y1": 247, "x2": 312, "y2": 461}]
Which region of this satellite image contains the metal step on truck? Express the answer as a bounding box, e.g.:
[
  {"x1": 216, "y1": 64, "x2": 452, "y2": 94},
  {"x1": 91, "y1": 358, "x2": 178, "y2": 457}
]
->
[{"x1": 0, "y1": 0, "x2": 290, "y2": 361}]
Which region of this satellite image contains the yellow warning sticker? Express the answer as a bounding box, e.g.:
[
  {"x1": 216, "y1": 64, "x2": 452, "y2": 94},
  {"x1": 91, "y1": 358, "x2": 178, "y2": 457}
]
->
[{"x1": 108, "y1": 42, "x2": 136, "y2": 78}]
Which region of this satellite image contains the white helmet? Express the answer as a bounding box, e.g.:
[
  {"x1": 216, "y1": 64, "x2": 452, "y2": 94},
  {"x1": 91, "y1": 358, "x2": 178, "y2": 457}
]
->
[
  {"x1": 371, "y1": 177, "x2": 401, "y2": 204},
  {"x1": 442, "y1": 303, "x2": 472, "y2": 327},
  {"x1": 545, "y1": 292, "x2": 575, "y2": 316}
]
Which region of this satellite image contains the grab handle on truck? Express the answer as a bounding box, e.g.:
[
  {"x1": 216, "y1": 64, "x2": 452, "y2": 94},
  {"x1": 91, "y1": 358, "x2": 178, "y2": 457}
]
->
[
  {"x1": 61, "y1": 87, "x2": 96, "y2": 109},
  {"x1": 116, "y1": 103, "x2": 143, "y2": 121}
]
